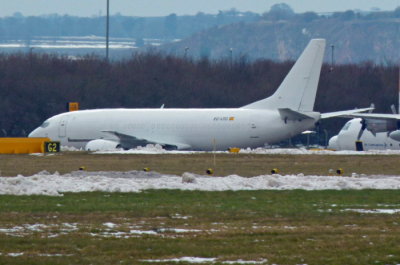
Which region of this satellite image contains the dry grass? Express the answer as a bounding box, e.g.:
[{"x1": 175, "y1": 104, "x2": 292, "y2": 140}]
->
[{"x1": 0, "y1": 151, "x2": 400, "y2": 177}]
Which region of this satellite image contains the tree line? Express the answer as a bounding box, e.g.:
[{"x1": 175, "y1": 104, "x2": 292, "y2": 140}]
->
[
  {"x1": 0, "y1": 52, "x2": 397, "y2": 146},
  {"x1": 0, "y1": 10, "x2": 259, "y2": 41},
  {"x1": 262, "y1": 3, "x2": 400, "y2": 22},
  {"x1": 2, "y1": 6, "x2": 399, "y2": 42}
]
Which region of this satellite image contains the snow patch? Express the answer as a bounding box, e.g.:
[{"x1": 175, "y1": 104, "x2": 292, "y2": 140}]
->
[
  {"x1": 141, "y1": 257, "x2": 217, "y2": 263},
  {"x1": 92, "y1": 146, "x2": 400, "y2": 155},
  {"x1": 103, "y1": 222, "x2": 116, "y2": 228},
  {"x1": 61, "y1": 146, "x2": 83, "y2": 152},
  {"x1": 182, "y1": 172, "x2": 197, "y2": 183},
  {"x1": 2, "y1": 171, "x2": 400, "y2": 196},
  {"x1": 158, "y1": 228, "x2": 202, "y2": 233},
  {"x1": 171, "y1": 214, "x2": 191, "y2": 219},
  {"x1": 141, "y1": 257, "x2": 268, "y2": 264},
  {"x1": 344, "y1": 209, "x2": 400, "y2": 214},
  {"x1": 129, "y1": 230, "x2": 158, "y2": 235},
  {"x1": 222, "y1": 259, "x2": 268, "y2": 264},
  {"x1": 38, "y1": 253, "x2": 74, "y2": 257},
  {"x1": 7, "y1": 253, "x2": 24, "y2": 257}
]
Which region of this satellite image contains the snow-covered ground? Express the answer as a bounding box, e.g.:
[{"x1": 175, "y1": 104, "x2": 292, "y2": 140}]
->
[
  {"x1": 4, "y1": 145, "x2": 400, "y2": 196},
  {"x1": 1, "y1": 170, "x2": 400, "y2": 196},
  {"x1": 140, "y1": 257, "x2": 268, "y2": 264},
  {"x1": 0, "y1": 36, "x2": 168, "y2": 50},
  {"x1": 89, "y1": 144, "x2": 400, "y2": 155}
]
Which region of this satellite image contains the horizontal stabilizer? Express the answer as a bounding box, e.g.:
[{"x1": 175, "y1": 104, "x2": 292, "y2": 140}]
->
[
  {"x1": 320, "y1": 107, "x2": 374, "y2": 119},
  {"x1": 278, "y1": 108, "x2": 316, "y2": 121}
]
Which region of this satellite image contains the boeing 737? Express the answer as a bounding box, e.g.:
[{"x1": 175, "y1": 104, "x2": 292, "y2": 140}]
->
[{"x1": 28, "y1": 39, "x2": 371, "y2": 151}]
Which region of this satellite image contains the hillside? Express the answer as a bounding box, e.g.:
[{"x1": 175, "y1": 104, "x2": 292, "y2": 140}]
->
[
  {"x1": 1, "y1": 8, "x2": 399, "y2": 63},
  {"x1": 155, "y1": 13, "x2": 400, "y2": 63},
  {"x1": 0, "y1": 10, "x2": 259, "y2": 43}
]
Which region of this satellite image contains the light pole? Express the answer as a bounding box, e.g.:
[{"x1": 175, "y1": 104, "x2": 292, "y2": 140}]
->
[
  {"x1": 330, "y1": 44, "x2": 334, "y2": 71},
  {"x1": 106, "y1": 0, "x2": 110, "y2": 60},
  {"x1": 302, "y1": 130, "x2": 316, "y2": 148},
  {"x1": 229, "y1": 48, "x2": 233, "y2": 66},
  {"x1": 323, "y1": 129, "x2": 328, "y2": 148},
  {"x1": 184, "y1": 47, "x2": 189, "y2": 58}
]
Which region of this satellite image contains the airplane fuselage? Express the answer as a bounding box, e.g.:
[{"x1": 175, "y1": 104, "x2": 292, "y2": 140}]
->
[{"x1": 29, "y1": 108, "x2": 318, "y2": 150}]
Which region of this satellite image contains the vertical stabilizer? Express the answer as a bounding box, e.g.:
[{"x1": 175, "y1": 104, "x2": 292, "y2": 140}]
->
[{"x1": 242, "y1": 39, "x2": 326, "y2": 111}]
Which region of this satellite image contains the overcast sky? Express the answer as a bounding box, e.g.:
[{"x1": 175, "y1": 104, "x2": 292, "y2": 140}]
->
[{"x1": 1, "y1": 0, "x2": 400, "y2": 17}]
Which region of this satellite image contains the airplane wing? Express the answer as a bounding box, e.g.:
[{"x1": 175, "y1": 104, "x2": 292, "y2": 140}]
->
[
  {"x1": 102, "y1": 131, "x2": 191, "y2": 150},
  {"x1": 320, "y1": 107, "x2": 374, "y2": 119},
  {"x1": 336, "y1": 113, "x2": 400, "y2": 121}
]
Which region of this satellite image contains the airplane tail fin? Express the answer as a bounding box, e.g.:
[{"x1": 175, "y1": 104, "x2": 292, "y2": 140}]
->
[{"x1": 242, "y1": 39, "x2": 326, "y2": 111}]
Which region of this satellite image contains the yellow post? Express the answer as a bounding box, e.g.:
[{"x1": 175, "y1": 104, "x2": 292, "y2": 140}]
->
[
  {"x1": 68, "y1": 102, "x2": 79, "y2": 112},
  {"x1": 228, "y1": 147, "x2": 240, "y2": 153}
]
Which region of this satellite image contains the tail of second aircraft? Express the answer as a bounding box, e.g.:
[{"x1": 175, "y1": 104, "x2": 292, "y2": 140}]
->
[{"x1": 242, "y1": 39, "x2": 326, "y2": 112}]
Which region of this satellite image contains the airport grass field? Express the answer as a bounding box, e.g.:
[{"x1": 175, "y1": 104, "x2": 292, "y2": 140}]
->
[
  {"x1": 1, "y1": 152, "x2": 400, "y2": 264},
  {"x1": 1, "y1": 151, "x2": 400, "y2": 177},
  {"x1": 1, "y1": 190, "x2": 400, "y2": 264}
]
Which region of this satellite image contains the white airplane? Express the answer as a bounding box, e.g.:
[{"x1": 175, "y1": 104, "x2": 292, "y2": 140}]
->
[
  {"x1": 329, "y1": 111, "x2": 400, "y2": 151},
  {"x1": 28, "y1": 39, "x2": 371, "y2": 151}
]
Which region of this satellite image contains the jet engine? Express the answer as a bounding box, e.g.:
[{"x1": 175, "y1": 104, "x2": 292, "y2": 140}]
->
[
  {"x1": 389, "y1": 130, "x2": 400, "y2": 141},
  {"x1": 85, "y1": 139, "x2": 120, "y2": 151}
]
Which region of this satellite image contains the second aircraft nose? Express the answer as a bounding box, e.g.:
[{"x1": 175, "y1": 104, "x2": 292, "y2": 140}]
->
[{"x1": 328, "y1": 135, "x2": 339, "y2": 150}]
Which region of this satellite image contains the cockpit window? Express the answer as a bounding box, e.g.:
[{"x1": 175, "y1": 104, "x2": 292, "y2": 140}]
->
[
  {"x1": 40, "y1": 121, "x2": 50, "y2": 128},
  {"x1": 341, "y1": 121, "x2": 351, "y2": 131}
]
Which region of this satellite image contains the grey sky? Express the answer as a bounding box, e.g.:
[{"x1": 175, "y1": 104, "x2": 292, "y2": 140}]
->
[{"x1": 1, "y1": 0, "x2": 400, "y2": 17}]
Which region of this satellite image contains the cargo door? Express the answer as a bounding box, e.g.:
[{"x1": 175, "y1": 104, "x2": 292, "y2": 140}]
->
[{"x1": 58, "y1": 117, "x2": 69, "y2": 138}]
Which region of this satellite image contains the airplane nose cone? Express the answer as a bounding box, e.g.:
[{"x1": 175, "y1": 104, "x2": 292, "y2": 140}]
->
[
  {"x1": 328, "y1": 135, "x2": 339, "y2": 150},
  {"x1": 28, "y1": 128, "x2": 43, "y2": 138}
]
